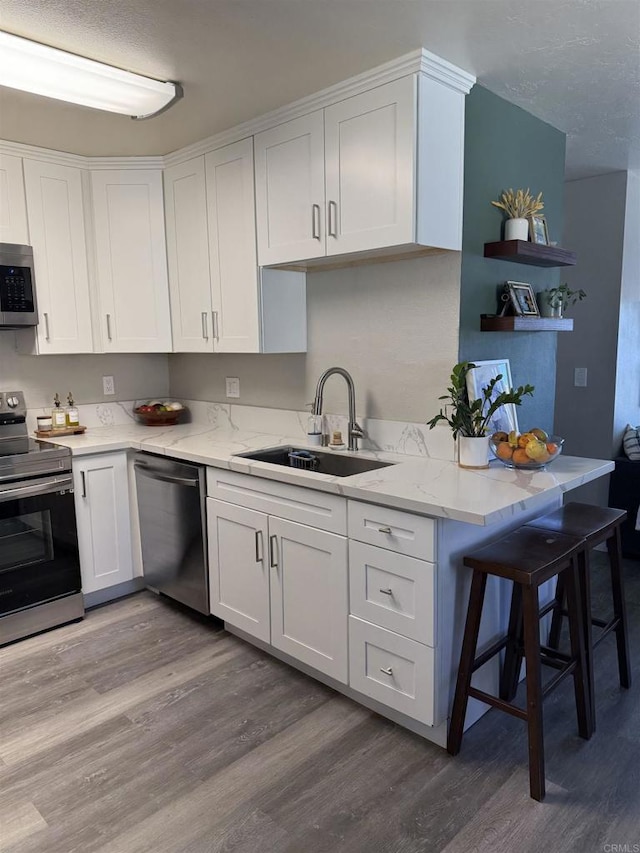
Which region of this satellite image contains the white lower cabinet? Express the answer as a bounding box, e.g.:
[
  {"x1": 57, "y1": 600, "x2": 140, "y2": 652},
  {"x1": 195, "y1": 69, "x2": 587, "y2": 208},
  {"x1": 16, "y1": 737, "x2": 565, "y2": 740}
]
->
[
  {"x1": 207, "y1": 495, "x2": 349, "y2": 683},
  {"x1": 73, "y1": 452, "x2": 134, "y2": 594}
]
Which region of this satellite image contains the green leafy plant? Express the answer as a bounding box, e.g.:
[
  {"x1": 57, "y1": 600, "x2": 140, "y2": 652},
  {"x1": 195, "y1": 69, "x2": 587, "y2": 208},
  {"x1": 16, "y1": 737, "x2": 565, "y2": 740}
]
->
[
  {"x1": 541, "y1": 283, "x2": 586, "y2": 310},
  {"x1": 491, "y1": 188, "x2": 544, "y2": 219},
  {"x1": 427, "y1": 362, "x2": 535, "y2": 439}
]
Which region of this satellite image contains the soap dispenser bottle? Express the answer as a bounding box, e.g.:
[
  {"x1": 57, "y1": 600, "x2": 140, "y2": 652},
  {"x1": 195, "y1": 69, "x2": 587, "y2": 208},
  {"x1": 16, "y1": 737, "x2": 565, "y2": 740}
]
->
[
  {"x1": 52, "y1": 393, "x2": 67, "y2": 430},
  {"x1": 306, "y1": 408, "x2": 322, "y2": 446},
  {"x1": 66, "y1": 392, "x2": 79, "y2": 427}
]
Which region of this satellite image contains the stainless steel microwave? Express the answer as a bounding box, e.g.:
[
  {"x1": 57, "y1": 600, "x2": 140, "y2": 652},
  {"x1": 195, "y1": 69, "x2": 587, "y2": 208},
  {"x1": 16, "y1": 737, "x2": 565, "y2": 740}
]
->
[{"x1": 0, "y1": 243, "x2": 38, "y2": 328}]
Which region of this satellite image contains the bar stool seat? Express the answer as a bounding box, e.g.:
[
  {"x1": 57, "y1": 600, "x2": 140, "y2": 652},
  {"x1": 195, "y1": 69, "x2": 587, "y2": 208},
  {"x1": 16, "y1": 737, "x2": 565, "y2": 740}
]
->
[
  {"x1": 501, "y1": 504, "x2": 631, "y2": 731},
  {"x1": 448, "y1": 526, "x2": 592, "y2": 802}
]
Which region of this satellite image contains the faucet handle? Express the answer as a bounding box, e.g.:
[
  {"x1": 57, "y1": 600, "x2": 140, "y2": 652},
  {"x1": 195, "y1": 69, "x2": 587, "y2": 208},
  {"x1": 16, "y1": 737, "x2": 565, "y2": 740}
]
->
[{"x1": 350, "y1": 421, "x2": 365, "y2": 439}]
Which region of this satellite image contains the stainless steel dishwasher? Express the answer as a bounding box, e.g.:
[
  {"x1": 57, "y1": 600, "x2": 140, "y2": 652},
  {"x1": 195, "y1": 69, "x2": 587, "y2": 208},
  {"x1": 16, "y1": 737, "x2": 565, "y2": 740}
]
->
[{"x1": 134, "y1": 452, "x2": 209, "y2": 614}]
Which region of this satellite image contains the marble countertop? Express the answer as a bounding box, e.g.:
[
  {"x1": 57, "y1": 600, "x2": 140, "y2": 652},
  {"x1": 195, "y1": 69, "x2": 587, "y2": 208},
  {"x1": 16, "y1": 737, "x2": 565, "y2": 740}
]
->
[{"x1": 46, "y1": 421, "x2": 614, "y2": 526}]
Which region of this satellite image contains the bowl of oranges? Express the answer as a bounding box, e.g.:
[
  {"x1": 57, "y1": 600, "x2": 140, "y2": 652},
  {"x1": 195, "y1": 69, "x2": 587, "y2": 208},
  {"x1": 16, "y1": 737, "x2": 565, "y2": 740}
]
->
[{"x1": 490, "y1": 429, "x2": 564, "y2": 470}]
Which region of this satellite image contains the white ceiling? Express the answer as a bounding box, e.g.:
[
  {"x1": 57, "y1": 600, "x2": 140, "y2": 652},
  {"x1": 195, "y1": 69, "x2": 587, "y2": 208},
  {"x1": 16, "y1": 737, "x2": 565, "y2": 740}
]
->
[{"x1": 0, "y1": 0, "x2": 638, "y2": 179}]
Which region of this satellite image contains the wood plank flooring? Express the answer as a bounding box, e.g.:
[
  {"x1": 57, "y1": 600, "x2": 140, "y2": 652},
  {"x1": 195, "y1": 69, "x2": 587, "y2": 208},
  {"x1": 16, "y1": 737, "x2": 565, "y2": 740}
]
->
[{"x1": 1, "y1": 552, "x2": 638, "y2": 853}]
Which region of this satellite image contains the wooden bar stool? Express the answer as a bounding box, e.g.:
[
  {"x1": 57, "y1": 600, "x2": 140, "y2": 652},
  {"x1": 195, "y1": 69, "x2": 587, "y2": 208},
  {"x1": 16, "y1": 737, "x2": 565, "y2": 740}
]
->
[
  {"x1": 501, "y1": 504, "x2": 631, "y2": 730},
  {"x1": 448, "y1": 526, "x2": 592, "y2": 802}
]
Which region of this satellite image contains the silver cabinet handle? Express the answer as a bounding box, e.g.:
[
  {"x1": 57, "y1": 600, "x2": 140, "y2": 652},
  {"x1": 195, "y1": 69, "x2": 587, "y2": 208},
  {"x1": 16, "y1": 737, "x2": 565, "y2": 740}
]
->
[
  {"x1": 43, "y1": 312, "x2": 51, "y2": 341},
  {"x1": 312, "y1": 203, "x2": 321, "y2": 239},
  {"x1": 106, "y1": 313, "x2": 112, "y2": 341},
  {"x1": 380, "y1": 666, "x2": 393, "y2": 676},
  {"x1": 201, "y1": 311, "x2": 209, "y2": 340},
  {"x1": 269, "y1": 534, "x2": 278, "y2": 568},
  {"x1": 212, "y1": 311, "x2": 219, "y2": 341},
  {"x1": 255, "y1": 530, "x2": 264, "y2": 563},
  {"x1": 80, "y1": 470, "x2": 87, "y2": 498},
  {"x1": 379, "y1": 588, "x2": 393, "y2": 596},
  {"x1": 378, "y1": 526, "x2": 392, "y2": 534},
  {"x1": 328, "y1": 200, "x2": 337, "y2": 237}
]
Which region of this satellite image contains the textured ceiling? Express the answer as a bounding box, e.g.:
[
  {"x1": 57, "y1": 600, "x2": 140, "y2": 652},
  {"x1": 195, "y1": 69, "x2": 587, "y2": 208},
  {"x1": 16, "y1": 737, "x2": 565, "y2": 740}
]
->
[{"x1": 0, "y1": 0, "x2": 638, "y2": 179}]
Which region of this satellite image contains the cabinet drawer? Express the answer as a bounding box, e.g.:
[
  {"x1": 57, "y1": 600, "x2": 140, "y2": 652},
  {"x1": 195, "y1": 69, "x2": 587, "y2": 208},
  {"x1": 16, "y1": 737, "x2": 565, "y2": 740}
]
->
[
  {"x1": 349, "y1": 541, "x2": 435, "y2": 645},
  {"x1": 348, "y1": 501, "x2": 435, "y2": 560},
  {"x1": 207, "y1": 468, "x2": 346, "y2": 535},
  {"x1": 349, "y1": 617, "x2": 434, "y2": 726}
]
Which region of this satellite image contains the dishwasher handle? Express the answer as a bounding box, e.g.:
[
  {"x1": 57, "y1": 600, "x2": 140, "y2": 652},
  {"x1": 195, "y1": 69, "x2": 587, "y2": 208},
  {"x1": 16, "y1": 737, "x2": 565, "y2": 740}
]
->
[{"x1": 134, "y1": 461, "x2": 200, "y2": 488}]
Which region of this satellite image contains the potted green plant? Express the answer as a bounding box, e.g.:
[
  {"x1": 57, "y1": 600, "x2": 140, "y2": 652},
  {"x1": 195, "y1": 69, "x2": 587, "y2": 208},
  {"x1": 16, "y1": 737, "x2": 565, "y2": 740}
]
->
[
  {"x1": 537, "y1": 283, "x2": 586, "y2": 319},
  {"x1": 427, "y1": 362, "x2": 535, "y2": 468},
  {"x1": 491, "y1": 188, "x2": 544, "y2": 241}
]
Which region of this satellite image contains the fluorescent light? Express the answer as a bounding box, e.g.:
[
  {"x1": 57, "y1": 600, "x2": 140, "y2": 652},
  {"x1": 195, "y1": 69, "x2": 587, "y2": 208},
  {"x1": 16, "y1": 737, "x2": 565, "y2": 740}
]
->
[{"x1": 0, "y1": 30, "x2": 182, "y2": 119}]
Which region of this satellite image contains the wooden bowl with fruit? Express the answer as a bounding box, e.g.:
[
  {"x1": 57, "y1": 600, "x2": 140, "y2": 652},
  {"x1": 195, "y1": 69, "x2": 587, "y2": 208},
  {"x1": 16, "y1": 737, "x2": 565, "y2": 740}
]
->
[
  {"x1": 490, "y1": 429, "x2": 564, "y2": 470},
  {"x1": 134, "y1": 400, "x2": 186, "y2": 426}
]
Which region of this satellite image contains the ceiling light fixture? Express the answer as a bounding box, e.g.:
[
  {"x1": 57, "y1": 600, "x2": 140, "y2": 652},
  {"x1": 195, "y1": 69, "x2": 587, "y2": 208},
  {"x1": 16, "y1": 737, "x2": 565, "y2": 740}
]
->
[{"x1": 0, "y1": 30, "x2": 183, "y2": 120}]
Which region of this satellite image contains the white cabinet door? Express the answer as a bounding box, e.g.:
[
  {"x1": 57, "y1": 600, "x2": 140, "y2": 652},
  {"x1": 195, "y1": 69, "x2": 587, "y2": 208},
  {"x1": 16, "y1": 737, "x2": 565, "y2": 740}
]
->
[
  {"x1": 164, "y1": 157, "x2": 213, "y2": 352},
  {"x1": 324, "y1": 77, "x2": 417, "y2": 256},
  {"x1": 91, "y1": 170, "x2": 172, "y2": 352},
  {"x1": 206, "y1": 138, "x2": 260, "y2": 353},
  {"x1": 73, "y1": 452, "x2": 134, "y2": 594},
  {"x1": 23, "y1": 160, "x2": 93, "y2": 353},
  {"x1": 269, "y1": 517, "x2": 348, "y2": 683},
  {"x1": 207, "y1": 498, "x2": 270, "y2": 642},
  {"x1": 254, "y1": 111, "x2": 325, "y2": 265},
  {"x1": 0, "y1": 153, "x2": 29, "y2": 244}
]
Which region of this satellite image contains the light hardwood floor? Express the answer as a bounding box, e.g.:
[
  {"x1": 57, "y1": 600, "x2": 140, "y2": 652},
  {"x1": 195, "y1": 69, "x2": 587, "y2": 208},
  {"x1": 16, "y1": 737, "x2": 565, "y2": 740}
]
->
[{"x1": 1, "y1": 552, "x2": 638, "y2": 853}]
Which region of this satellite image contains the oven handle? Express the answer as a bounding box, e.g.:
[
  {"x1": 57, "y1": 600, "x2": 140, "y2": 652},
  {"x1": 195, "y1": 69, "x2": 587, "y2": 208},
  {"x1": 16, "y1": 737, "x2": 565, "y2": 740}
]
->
[
  {"x1": 0, "y1": 474, "x2": 73, "y2": 504},
  {"x1": 134, "y1": 462, "x2": 199, "y2": 488}
]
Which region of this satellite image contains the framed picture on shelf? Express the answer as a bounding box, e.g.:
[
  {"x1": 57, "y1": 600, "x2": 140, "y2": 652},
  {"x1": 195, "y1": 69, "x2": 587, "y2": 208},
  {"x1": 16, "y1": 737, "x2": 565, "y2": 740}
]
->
[
  {"x1": 506, "y1": 281, "x2": 540, "y2": 317},
  {"x1": 529, "y1": 214, "x2": 549, "y2": 245},
  {"x1": 466, "y1": 359, "x2": 520, "y2": 436}
]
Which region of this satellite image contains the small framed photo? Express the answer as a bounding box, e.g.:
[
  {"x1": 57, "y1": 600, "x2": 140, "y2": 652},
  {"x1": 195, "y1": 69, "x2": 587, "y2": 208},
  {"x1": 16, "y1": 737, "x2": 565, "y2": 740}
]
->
[
  {"x1": 529, "y1": 214, "x2": 549, "y2": 245},
  {"x1": 506, "y1": 280, "x2": 539, "y2": 317},
  {"x1": 466, "y1": 359, "x2": 520, "y2": 436}
]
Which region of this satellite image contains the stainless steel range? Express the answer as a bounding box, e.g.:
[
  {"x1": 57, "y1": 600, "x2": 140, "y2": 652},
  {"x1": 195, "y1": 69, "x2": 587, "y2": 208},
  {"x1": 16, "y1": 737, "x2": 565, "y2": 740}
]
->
[{"x1": 0, "y1": 391, "x2": 83, "y2": 646}]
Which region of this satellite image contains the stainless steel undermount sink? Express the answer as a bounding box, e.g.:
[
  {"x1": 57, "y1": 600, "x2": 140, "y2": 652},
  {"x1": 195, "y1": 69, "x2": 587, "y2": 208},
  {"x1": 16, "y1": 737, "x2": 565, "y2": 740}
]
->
[{"x1": 236, "y1": 446, "x2": 394, "y2": 478}]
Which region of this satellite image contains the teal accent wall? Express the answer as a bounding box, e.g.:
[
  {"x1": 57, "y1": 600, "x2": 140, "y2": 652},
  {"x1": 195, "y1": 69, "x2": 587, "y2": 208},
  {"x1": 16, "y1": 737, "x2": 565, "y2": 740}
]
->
[{"x1": 459, "y1": 86, "x2": 567, "y2": 434}]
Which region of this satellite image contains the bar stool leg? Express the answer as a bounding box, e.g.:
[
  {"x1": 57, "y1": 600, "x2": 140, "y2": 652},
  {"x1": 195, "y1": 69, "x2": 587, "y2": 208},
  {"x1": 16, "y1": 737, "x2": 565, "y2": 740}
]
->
[
  {"x1": 448, "y1": 570, "x2": 488, "y2": 756},
  {"x1": 522, "y1": 584, "x2": 545, "y2": 802},
  {"x1": 576, "y1": 549, "x2": 596, "y2": 732},
  {"x1": 564, "y1": 559, "x2": 592, "y2": 740},
  {"x1": 548, "y1": 573, "x2": 566, "y2": 649},
  {"x1": 607, "y1": 526, "x2": 632, "y2": 689},
  {"x1": 500, "y1": 583, "x2": 523, "y2": 702}
]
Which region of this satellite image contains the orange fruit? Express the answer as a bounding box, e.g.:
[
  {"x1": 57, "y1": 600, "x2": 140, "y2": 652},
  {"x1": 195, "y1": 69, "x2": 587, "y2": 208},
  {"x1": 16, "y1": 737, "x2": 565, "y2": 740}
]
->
[
  {"x1": 546, "y1": 442, "x2": 558, "y2": 455},
  {"x1": 517, "y1": 432, "x2": 535, "y2": 448},
  {"x1": 512, "y1": 448, "x2": 530, "y2": 465},
  {"x1": 495, "y1": 442, "x2": 513, "y2": 461}
]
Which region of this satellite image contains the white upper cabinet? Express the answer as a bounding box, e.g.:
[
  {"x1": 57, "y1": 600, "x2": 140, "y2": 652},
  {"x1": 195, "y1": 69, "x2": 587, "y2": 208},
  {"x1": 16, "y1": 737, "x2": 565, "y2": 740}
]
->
[
  {"x1": 23, "y1": 160, "x2": 93, "y2": 353},
  {"x1": 254, "y1": 111, "x2": 325, "y2": 266},
  {"x1": 91, "y1": 169, "x2": 172, "y2": 352},
  {"x1": 324, "y1": 77, "x2": 417, "y2": 256},
  {"x1": 164, "y1": 157, "x2": 212, "y2": 352},
  {"x1": 0, "y1": 153, "x2": 29, "y2": 245},
  {"x1": 206, "y1": 138, "x2": 261, "y2": 353}
]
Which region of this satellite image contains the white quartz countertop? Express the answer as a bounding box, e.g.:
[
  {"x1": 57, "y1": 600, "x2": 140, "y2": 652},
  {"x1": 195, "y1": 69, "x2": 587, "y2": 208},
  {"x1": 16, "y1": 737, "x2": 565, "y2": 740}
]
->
[{"x1": 47, "y1": 422, "x2": 614, "y2": 526}]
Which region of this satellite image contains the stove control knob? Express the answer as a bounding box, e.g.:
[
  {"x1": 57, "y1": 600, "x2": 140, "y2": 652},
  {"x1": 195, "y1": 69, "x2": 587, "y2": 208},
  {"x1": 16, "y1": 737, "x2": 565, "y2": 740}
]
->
[{"x1": 6, "y1": 396, "x2": 20, "y2": 408}]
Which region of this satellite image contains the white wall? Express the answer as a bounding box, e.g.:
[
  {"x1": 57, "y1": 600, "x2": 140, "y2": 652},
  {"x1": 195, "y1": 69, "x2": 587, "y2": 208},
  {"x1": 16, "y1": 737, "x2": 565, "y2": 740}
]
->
[
  {"x1": 0, "y1": 333, "x2": 169, "y2": 408},
  {"x1": 169, "y1": 251, "x2": 462, "y2": 422},
  {"x1": 555, "y1": 170, "x2": 638, "y2": 505}
]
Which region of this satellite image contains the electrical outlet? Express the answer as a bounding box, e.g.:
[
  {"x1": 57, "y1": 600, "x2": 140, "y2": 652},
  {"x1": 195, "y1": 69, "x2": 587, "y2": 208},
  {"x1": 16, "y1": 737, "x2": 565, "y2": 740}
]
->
[
  {"x1": 574, "y1": 367, "x2": 587, "y2": 388},
  {"x1": 225, "y1": 377, "x2": 240, "y2": 398},
  {"x1": 103, "y1": 375, "x2": 115, "y2": 395}
]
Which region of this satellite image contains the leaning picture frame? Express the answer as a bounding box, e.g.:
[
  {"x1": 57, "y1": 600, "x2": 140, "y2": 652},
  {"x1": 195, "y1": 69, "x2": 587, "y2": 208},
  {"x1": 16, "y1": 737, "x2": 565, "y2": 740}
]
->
[
  {"x1": 466, "y1": 358, "x2": 520, "y2": 436},
  {"x1": 506, "y1": 280, "x2": 540, "y2": 317},
  {"x1": 529, "y1": 214, "x2": 549, "y2": 245}
]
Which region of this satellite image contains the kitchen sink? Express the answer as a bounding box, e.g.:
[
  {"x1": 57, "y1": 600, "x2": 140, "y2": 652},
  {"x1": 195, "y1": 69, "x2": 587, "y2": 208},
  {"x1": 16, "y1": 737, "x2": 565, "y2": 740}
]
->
[{"x1": 237, "y1": 446, "x2": 394, "y2": 478}]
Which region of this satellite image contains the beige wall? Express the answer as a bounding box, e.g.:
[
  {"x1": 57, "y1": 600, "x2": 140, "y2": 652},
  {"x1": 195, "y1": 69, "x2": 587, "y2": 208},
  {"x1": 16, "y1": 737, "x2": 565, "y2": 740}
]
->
[
  {"x1": 0, "y1": 334, "x2": 169, "y2": 408},
  {"x1": 169, "y1": 252, "x2": 461, "y2": 422}
]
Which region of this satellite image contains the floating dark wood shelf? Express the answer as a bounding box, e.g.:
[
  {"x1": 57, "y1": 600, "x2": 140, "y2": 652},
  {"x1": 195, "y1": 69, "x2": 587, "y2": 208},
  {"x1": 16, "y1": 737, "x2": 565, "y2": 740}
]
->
[
  {"x1": 480, "y1": 316, "x2": 574, "y2": 332},
  {"x1": 484, "y1": 240, "x2": 577, "y2": 267}
]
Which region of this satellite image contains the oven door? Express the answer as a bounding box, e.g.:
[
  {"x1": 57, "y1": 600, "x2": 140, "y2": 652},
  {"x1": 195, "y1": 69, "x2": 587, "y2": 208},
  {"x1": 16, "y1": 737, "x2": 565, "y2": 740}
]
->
[{"x1": 0, "y1": 475, "x2": 81, "y2": 616}]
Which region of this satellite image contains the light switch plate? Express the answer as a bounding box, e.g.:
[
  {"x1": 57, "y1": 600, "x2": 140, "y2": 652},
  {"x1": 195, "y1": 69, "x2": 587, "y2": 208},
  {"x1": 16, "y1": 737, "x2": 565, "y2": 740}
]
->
[
  {"x1": 225, "y1": 377, "x2": 240, "y2": 398},
  {"x1": 574, "y1": 367, "x2": 587, "y2": 387},
  {"x1": 103, "y1": 375, "x2": 115, "y2": 395}
]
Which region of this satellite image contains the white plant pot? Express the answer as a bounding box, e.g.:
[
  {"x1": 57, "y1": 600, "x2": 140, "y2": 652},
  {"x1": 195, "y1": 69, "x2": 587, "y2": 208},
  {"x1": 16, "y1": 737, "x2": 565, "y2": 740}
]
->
[
  {"x1": 538, "y1": 293, "x2": 563, "y2": 318},
  {"x1": 457, "y1": 436, "x2": 490, "y2": 469},
  {"x1": 505, "y1": 217, "x2": 529, "y2": 241}
]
